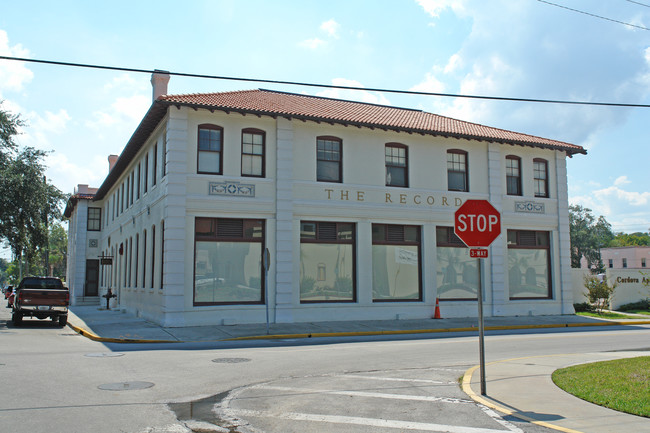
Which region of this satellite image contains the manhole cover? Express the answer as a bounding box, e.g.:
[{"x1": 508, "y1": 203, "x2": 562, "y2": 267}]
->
[
  {"x1": 212, "y1": 357, "x2": 251, "y2": 364},
  {"x1": 98, "y1": 381, "x2": 154, "y2": 391},
  {"x1": 85, "y1": 352, "x2": 125, "y2": 357}
]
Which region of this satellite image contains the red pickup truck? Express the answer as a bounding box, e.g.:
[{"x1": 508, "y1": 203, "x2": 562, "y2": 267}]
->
[{"x1": 12, "y1": 277, "x2": 69, "y2": 326}]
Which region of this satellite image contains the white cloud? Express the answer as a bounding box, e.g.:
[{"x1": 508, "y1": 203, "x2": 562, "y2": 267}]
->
[
  {"x1": 299, "y1": 38, "x2": 326, "y2": 50},
  {"x1": 416, "y1": 0, "x2": 466, "y2": 18},
  {"x1": 613, "y1": 176, "x2": 631, "y2": 187},
  {"x1": 410, "y1": 72, "x2": 445, "y2": 93},
  {"x1": 317, "y1": 78, "x2": 391, "y2": 105},
  {"x1": 45, "y1": 152, "x2": 109, "y2": 194},
  {"x1": 320, "y1": 19, "x2": 340, "y2": 38},
  {"x1": 0, "y1": 29, "x2": 33, "y2": 95},
  {"x1": 86, "y1": 94, "x2": 149, "y2": 130}
]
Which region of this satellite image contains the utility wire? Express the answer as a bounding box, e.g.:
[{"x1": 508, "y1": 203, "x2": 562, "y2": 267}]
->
[
  {"x1": 2, "y1": 55, "x2": 650, "y2": 108},
  {"x1": 626, "y1": 0, "x2": 650, "y2": 8},
  {"x1": 537, "y1": 0, "x2": 650, "y2": 30}
]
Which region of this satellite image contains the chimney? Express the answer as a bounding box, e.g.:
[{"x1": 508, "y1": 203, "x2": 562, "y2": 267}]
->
[
  {"x1": 108, "y1": 154, "x2": 119, "y2": 172},
  {"x1": 151, "y1": 69, "x2": 170, "y2": 102}
]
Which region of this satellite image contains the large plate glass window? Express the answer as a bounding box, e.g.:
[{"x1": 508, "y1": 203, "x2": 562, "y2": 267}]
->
[
  {"x1": 300, "y1": 221, "x2": 355, "y2": 302},
  {"x1": 194, "y1": 218, "x2": 264, "y2": 305},
  {"x1": 436, "y1": 227, "x2": 478, "y2": 300},
  {"x1": 507, "y1": 230, "x2": 551, "y2": 299},
  {"x1": 372, "y1": 224, "x2": 421, "y2": 301},
  {"x1": 197, "y1": 124, "x2": 223, "y2": 175}
]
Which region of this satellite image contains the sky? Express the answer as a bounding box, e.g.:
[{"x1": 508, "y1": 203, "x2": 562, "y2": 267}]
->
[{"x1": 1, "y1": 0, "x2": 649, "y2": 259}]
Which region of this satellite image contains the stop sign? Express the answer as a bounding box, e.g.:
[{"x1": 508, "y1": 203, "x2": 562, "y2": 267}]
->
[{"x1": 454, "y1": 200, "x2": 501, "y2": 247}]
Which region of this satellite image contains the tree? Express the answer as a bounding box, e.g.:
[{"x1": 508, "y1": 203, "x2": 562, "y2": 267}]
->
[
  {"x1": 0, "y1": 103, "x2": 66, "y2": 278},
  {"x1": 569, "y1": 204, "x2": 614, "y2": 271},
  {"x1": 609, "y1": 232, "x2": 650, "y2": 247},
  {"x1": 32, "y1": 222, "x2": 68, "y2": 278},
  {"x1": 583, "y1": 275, "x2": 617, "y2": 314}
]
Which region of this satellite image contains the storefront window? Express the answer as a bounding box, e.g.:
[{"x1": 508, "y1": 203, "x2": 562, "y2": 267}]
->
[
  {"x1": 507, "y1": 230, "x2": 551, "y2": 299},
  {"x1": 372, "y1": 224, "x2": 421, "y2": 301},
  {"x1": 300, "y1": 221, "x2": 355, "y2": 302},
  {"x1": 436, "y1": 226, "x2": 478, "y2": 300},
  {"x1": 194, "y1": 218, "x2": 264, "y2": 305}
]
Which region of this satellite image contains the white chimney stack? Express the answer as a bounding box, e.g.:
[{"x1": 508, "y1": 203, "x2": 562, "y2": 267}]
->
[{"x1": 151, "y1": 69, "x2": 170, "y2": 102}]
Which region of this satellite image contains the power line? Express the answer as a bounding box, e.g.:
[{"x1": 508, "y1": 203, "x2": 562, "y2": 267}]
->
[
  {"x1": 2, "y1": 54, "x2": 650, "y2": 108},
  {"x1": 537, "y1": 0, "x2": 650, "y2": 30},
  {"x1": 626, "y1": 0, "x2": 650, "y2": 8}
]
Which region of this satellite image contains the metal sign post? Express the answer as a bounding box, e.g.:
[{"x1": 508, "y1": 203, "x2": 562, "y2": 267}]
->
[
  {"x1": 262, "y1": 248, "x2": 271, "y2": 335},
  {"x1": 454, "y1": 200, "x2": 501, "y2": 397}
]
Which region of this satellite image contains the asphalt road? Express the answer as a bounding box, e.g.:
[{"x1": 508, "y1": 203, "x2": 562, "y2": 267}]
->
[{"x1": 2, "y1": 306, "x2": 649, "y2": 433}]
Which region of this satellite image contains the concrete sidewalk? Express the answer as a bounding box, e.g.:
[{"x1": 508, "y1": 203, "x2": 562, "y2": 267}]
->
[{"x1": 67, "y1": 306, "x2": 650, "y2": 433}]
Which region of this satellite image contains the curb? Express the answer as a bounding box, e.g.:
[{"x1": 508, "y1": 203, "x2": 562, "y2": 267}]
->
[
  {"x1": 461, "y1": 356, "x2": 585, "y2": 433},
  {"x1": 67, "y1": 318, "x2": 650, "y2": 344}
]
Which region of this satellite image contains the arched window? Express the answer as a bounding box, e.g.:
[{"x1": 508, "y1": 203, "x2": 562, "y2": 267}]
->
[
  {"x1": 197, "y1": 124, "x2": 223, "y2": 174},
  {"x1": 241, "y1": 128, "x2": 265, "y2": 177},
  {"x1": 447, "y1": 149, "x2": 468, "y2": 192},
  {"x1": 385, "y1": 143, "x2": 408, "y2": 187},
  {"x1": 506, "y1": 155, "x2": 522, "y2": 196}
]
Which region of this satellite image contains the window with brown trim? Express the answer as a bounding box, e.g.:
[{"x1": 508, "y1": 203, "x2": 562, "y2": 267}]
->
[
  {"x1": 316, "y1": 136, "x2": 342, "y2": 182},
  {"x1": 87, "y1": 207, "x2": 101, "y2": 231},
  {"x1": 507, "y1": 230, "x2": 552, "y2": 299},
  {"x1": 506, "y1": 155, "x2": 522, "y2": 196},
  {"x1": 447, "y1": 149, "x2": 468, "y2": 192},
  {"x1": 197, "y1": 124, "x2": 223, "y2": 175},
  {"x1": 436, "y1": 226, "x2": 478, "y2": 300},
  {"x1": 533, "y1": 158, "x2": 549, "y2": 198},
  {"x1": 372, "y1": 224, "x2": 421, "y2": 301},
  {"x1": 300, "y1": 221, "x2": 355, "y2": 302},
  {"x1": 385, "y1": 143, "x2": 408, "y2": 187},
  {"x1": 194, "y1": 218, "x2": 265, "y2": 305},
  {"x1": 241, "y1": 128, "x2": 265, "y2": 177}
]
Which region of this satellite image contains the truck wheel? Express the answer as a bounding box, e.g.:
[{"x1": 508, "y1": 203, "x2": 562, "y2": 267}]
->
[
  {"x1": 58, "y1": 315, "x2": 68, "y2": 327},
  {"x1": 12, "y1": 312, "x2": 22, "y2": 325}
]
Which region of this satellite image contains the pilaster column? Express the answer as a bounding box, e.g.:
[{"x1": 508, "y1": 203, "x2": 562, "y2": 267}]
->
[{"x1": 487, "y1": 143, "x2": 505, "y2": 315}]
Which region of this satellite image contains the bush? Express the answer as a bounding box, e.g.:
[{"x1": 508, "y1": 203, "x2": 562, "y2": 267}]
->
[
  {"x1": 573, "y1": 302, "x2": 593, "y2": 313},
  {"x1": 618, "y1": 299, "x2": 650, "y2": 312},
  {"x1": 584, "y1": 275, "x2": 617, "y2": 314}
]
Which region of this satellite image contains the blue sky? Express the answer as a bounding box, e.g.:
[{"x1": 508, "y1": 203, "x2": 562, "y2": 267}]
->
[{"x1": 1, "y1": 0, "x2": 649, "y2": 259}]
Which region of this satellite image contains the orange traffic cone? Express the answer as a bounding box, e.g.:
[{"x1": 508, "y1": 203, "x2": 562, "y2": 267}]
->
[{"x1": 433, "y1": 297, "x2": 441, "y2": 319}]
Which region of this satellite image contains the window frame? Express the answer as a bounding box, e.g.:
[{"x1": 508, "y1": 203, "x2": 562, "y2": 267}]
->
[
  {"x1": 241, "y1": 128, "x2": 266, "y2": 178},
  {"x1": 316, "y1": 136, "x2": 342, "y2": 183},
  {"x1": 447, "y1": 149, "x2": 469, "y2": 192},
  {"x1": 507, "y1": 230, "x2": 552, "y2": 300},
  {"x1": 533, "y1": 158, "x2": 549, "y2": 198},
  {"x1": 87, "y1": 207, "x2": 102, "y2": 231},
  {"x1": 371, "y1": 223, "x2": 422, "y2": 302},
  {"x1": 385, "y1": 143, "x2": 409, "y2": 188},
  {"x1": 197, "y1": 124, "x2": 224, "y2": 175},
  {"x1": 193, "y1": 217, "x2": 266, "y2": 306},
  {"x1": 505, "y1": 155, "x2": 522, "y2": 196},
  {"x1": 300, "y1": 221, "x2": 356, "y2": 303}
]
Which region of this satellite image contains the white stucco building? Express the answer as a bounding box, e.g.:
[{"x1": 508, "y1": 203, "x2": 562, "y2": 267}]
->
[{"x1": 65, "y1": 72, "x2": 586, "y2": 327}]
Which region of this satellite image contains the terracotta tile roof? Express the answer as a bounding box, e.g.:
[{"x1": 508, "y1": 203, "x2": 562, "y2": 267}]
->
[
  {"x1": 159, "y1": 89, "x2": 585, "y2": 154},
  {"x1": 94, "y1": 88, "x2": 585, "y2": 200}
]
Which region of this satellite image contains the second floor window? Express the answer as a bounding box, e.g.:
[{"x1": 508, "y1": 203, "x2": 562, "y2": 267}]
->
[
  {"x1": 534, "y1": 158, "x2": 549, "y2": 198},
  {"x1": 87, "y1": 207, "x2": 101, "y2": 231},
  {"x1": 447, "y1": 150, "x2": 468, "y2": 192},
  {"x1": 385, "y1": 143, "x2": 408, "y2": 187},
  {"x1": 316, "y1": 136, "x2": 342, "y2": 183},
  {"x1": 197, "y1": 124, "x2": 223, "y2": 174},
  {"x1": 241, "y1": 128, "x2": 265, "y2": 177},
  {"x1": 506, "y1": 155, "x2": 522, "y2": 196}
]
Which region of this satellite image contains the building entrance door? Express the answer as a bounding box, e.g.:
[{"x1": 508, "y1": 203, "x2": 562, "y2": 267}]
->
[{"x1": 85, "y1": 259, "x2": 99, "y2": 297}]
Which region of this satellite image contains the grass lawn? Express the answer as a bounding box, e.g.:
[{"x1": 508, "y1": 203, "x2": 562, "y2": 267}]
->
[
  {"x1": 552, "y1": 357, "x2": 650, "y2": 417},
  {"x1": 576, "y1": 311, "x2": 640, "y2": 319},
  {"x1": 623, "y1": 310, "x2": 650, "y2": 316}
]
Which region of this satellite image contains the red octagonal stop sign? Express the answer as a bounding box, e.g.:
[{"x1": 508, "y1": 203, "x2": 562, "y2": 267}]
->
[{"x1": 454, "y1": 200, "x2": 501, "y2": 247}]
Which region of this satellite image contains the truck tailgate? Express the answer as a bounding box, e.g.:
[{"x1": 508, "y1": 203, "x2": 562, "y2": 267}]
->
[{"x1": 18, "y1": 288, "x2": 69, "y2": 307}]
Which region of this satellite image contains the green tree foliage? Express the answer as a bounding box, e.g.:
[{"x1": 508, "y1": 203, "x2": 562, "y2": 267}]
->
[
  {"x1": 569, "y1": 204, "x2": 614, "y2": 271},
  {"x1": 0, "y1": 103, "x2": 66, "y2": 276},
  {"x1": 609, "y1": 232, "x2": 650, "y2": 247},
  {"x1": 32, "y1": 222, "x2": 68, "y2": 278}
]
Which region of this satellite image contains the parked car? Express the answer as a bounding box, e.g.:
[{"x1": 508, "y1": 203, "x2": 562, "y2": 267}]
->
[
  {"x1": 12, "y1": 277, "x2": 69, "y2": 326},
  {"x1": 4, "y1": 285, "x2": 14, "y2": 308}
]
